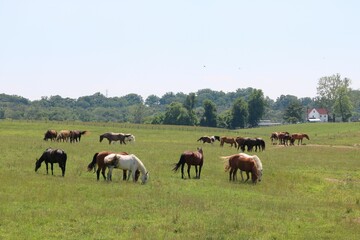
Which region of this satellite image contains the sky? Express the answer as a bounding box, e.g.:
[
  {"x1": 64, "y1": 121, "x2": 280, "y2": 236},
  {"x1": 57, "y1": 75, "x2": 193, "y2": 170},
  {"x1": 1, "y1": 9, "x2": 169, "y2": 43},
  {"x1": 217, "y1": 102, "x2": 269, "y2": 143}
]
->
[{"x1": 1, "y1": 0, "x2": 359, "y2": 101}]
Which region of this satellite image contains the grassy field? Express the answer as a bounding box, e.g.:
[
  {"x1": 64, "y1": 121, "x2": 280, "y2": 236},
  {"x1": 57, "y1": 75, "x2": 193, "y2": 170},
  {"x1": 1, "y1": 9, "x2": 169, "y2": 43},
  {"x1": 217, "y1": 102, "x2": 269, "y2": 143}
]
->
[{"x1": 0, "y1": 120, "x2": 359, "y2": 239}]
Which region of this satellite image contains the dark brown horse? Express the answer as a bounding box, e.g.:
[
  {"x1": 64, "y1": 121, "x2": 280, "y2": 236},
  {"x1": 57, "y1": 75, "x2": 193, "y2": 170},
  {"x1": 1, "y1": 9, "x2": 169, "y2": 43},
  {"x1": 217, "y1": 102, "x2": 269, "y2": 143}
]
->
[
  {"x1": 222, "y1": 153, "x2": 259, "y2": 183},
  {"x1": 99, "y1": 132, "x2": 131, "y2": 144},
  {"x1": 173, "y1": 147, "x2": 204, "y2": 179},
  {"x1": 220, "y1": 136, "x2": 237, "y2": 148},
  {"x1": 35, "y1": 148, "x2": 67, "y2": 177},
  {"x1": 43, "y1": 130, "x2": 57, "y2": 141},
  {"x1": 87, "y1": 151, "x2": 140, "y2": 181},
  {"x1": 197, "y1": 136, "x2": 213, "y2": 144},
  {"x1": 291, "y1": 133, "x2": 310, "y2": 145},
  {"x1": 70, "y1": 130, "x2": 87, "y2": 143}
]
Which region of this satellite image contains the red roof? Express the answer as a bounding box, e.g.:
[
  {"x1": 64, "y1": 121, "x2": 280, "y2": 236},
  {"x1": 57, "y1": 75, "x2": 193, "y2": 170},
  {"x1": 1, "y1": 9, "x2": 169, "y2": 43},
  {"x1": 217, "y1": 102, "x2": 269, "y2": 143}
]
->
[{"x1": 307, "y1": 108, "x2": 328, "y2": 114}]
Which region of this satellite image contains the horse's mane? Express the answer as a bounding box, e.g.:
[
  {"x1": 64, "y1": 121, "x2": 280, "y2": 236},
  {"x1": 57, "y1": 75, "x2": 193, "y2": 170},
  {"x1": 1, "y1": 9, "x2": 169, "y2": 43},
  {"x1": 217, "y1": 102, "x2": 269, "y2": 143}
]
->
[
  {"x1": 131, "y1": 154, "x2": 147, "y2": 174},
  {"x1": 251, "y1": 155, "x2": 262, "y2": 171}
]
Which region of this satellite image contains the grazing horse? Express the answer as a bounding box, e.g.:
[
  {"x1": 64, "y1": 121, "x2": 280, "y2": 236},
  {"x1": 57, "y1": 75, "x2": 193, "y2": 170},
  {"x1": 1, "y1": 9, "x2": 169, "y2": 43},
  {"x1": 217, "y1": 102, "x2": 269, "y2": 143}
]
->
[
  {"x1": 43, "y1": 130, "x2": 57, "y2": 141},
  {"x1": 270, "y1": 132, "x2": 279, "y2": 145},
  {"x1": 291, "y1": 133, "x2": 310, "y2": 145},
  {"x1": 104, "y1": 153, "x2": 149, "y2": 184},
  {"x1": 277, "y1": 132, "x2": 291, "y2": 145},
  {"x1": 197, "y1": 136, "x2": 213, "y2": 144},
  {"x1": 124, "y1": 134, "x2": 135, "y2": 143},
  {"x1": 173, "y1": 147, "x2": 204, "y2": 179},
  {"x1": 222, "y1": 153, "x2": 261, "y2": 183},
  {"x1": 35, "y1": 148, "x2": 67, "y2": 176},
  {"x1": 220, "y1": 136, "x2": 237, "y2": 148},
  {"x1": 255, "y1": 138, "x2": 266, "y2": 151},
  {"x1": 99, "y1": 132, "x2": 130, "y2": 144},
  {"x1": 70, "y1": 130, "x2": 87, "y2": 143},
  {"x1": 57, "y1": 130, "x2": 71, "y2": 142},
  {"x1": 87, "y1": 151, "x2": 139, "y2": 181}
]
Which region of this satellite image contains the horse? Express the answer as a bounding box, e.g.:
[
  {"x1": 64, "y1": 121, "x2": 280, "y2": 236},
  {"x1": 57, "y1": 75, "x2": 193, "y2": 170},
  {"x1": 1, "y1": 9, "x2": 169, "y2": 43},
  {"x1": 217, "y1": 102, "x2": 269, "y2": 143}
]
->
[
  {"x1": 99, "y1": 132, "x2": 129, "y2": 144},
  {"x1": 270, "y1": 132, "x2": 279, "y2": 145},
  {"x1": 87, "y1": 151, "x2": 139, "y2": 181},
  {"x1": 211, "y1": 136, "x2": 221, "y2": 142},
  {"x1": 43, "y1": 130, "x2": 57, "y2": 141},
  {"x1": 255, "y1": 138, "x2": 266, "y2": 151},
  {"x1": 35, "y1": 148, "x2": 67, "y2": 176},
  {"x1": 173, "y1": 147, "x2": 204, "y2": 179},
  {"x1": 197, "y1": 136, "x2": 213, "y2": 144},
  {"x1": 70, "y1": 130, "x2": 87, "y2": 143},
  {"x1": 104, "y1": 153, "x2": 149, "y2": 184},
  {"x1": 291, "y1": 133, "x2": 309, "y2": 145},
  {"x1": 57, "y1": 130, "x2": 71, "y2": 142},
  {"x1": 220, "y1": 136, "x2": 237, "y2": 148},
  {"x1": 124, "y1": 134, "x2": 135, "y2": 143},
  {"x1": 222, "y1": 153, "x2": 261, "y2": 184},
  {"x1": 277, "y1": 132, "x2": 291, "y2": 145}
]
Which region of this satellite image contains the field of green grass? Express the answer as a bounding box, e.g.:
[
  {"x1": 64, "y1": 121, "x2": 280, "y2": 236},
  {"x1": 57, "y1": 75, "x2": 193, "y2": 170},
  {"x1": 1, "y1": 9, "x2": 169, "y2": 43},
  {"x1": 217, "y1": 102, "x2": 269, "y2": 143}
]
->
[{"x1": 0, "y1": 120, "x2": 359, "y2": 239}]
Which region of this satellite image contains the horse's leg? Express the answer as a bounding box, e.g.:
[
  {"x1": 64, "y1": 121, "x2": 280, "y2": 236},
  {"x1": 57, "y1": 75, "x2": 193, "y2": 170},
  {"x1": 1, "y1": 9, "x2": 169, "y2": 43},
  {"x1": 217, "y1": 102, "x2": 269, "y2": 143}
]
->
[
  {"x1": 240, "y1": 170, "x2": 244, "y2": 181},
  {"x1": 50, "y1": 163, "x2": 54, "y2": 175},
  {"x1": 198, "y1": 165, "x2": 202, "y2": 179},
  {"x1": 194, "y1": 165, "x2": 198, "y2": 178},
  {"x1": 45, "y1": 162, "x2": 49, "y2": 174},
  {"x1": 127, "y1": 170, "x2": 132, "y2": 181},
  {"x1": 123, "y1": 170, "x2": 127, "y2": 181},
  {"x1": 181, "y1": 164, "x2": 185, "y2": 179},
  {"x1": 96, "y1": 167, "x2": 101, "y2": 180},
  {"x1": 187, "y1": 165, "x2": 191, "y2": 179},
  {"x1": 101, "y1": 166, "x2": 107, "y2": 180},
  {"x1": 245, "y1": 172, "x2": 250, "y2": 182},
  {"x1": 107, "y1": 167, "x2": 113, "y2": 181},
  {"x1": 233, "y1": 168, "x2": 238, "y2": 181},
  {"x1": 229, "y1": 168, "x2": 233, "y2": 181}
]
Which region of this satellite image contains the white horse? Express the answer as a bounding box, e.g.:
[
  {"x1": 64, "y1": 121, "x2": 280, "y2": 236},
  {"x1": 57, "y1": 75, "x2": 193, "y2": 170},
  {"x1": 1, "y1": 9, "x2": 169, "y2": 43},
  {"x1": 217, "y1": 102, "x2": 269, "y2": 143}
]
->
[
  {"x1": 104, "y1": 153, "x2": 149, "y2": 184},
  {"x1": 238, "y1": 153, "x2": 263, "y2": 182},
  {"x1": 124, "y1": 134, "x2": 135, "y2": 143}
]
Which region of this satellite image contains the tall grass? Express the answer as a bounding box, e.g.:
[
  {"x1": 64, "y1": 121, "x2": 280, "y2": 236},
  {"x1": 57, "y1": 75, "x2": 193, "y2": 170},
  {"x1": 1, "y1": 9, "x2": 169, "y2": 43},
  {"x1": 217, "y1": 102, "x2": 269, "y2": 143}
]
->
[{"x1": 0, "y1": 120, "x2": 359, "y2": 239}]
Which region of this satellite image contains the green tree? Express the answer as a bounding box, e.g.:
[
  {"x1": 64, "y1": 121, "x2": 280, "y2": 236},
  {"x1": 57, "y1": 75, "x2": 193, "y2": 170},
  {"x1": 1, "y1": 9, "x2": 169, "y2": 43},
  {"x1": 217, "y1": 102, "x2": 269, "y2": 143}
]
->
[
  {"x1": 283, "y1": 101, "x2": 303, "y2": 123},
  {"x1": 247, "y1": 89, "x2": 265, "y2": 127},
  {"x1": 334, "y1": 86, "x2": 352, "y2": 122},
  {"x1": 163, "y1": 102, "x2": 193, "y2": 125},
  {"x1": 230, "y1": 98, "x2": 248, "y2": 129},
  {"x1": 316, "y1": 73, "x2": 352, "y2": 121},
  {"x1": 200, "y1": 99, "x2": 217, "y2": 127}
]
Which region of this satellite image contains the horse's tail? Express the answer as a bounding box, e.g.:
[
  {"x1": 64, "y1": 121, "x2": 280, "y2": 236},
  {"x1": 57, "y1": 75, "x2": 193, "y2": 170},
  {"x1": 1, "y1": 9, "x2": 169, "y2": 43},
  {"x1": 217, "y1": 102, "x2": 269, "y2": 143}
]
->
[
  {"x1": 81, "y1": 131, "x2": 87, "y2": 135},
  {"x1": 172, "y1": 154, "x2": 186, "y2": 172},
  {"x1": 261, "y1": 140, "x2": 266, "y2": 151},
  {"x1": 220, "y1": 156, "x2": 232, "y2": 172},
  {"x1": 87, "y1": 152, "x2": 99, "y2": 172}
]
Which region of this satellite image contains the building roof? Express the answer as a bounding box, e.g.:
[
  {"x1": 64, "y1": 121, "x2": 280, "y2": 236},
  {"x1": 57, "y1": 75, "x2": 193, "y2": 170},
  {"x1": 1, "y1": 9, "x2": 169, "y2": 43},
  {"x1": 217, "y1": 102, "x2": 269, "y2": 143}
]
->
[{"x1": 308, "y1": 108, "x2": 328, "y2": 115}]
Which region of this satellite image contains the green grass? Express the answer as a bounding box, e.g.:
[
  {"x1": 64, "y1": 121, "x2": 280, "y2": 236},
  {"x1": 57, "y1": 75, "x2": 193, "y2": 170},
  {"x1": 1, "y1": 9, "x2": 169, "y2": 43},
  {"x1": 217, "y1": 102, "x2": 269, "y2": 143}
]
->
[{"x1": 0, "y1": 120, "x2": 359, "y2": 239}]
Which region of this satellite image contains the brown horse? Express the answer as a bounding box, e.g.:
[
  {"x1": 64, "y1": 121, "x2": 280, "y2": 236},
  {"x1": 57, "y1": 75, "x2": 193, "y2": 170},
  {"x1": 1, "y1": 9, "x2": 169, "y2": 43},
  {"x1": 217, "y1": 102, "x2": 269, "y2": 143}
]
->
[
  {"x1": 291, "y1": 133, "x2": 310, "y2": 145},
  {"x1": 220, "y1": 136, "x2": 237, "y2": 148},
  {"x1": 197, "y1": 136, "x2": 213, "y2": 144},
  {"x1": 99, "y1": 132, "x2": 131, "y2": 144},
  {"x1": 43, "y1": 129, "x2": 57, "y2": 141},
  {"x1": 87, "y1": 151, "x2": 139, "y2": 181},
  {"x1": 70, "y1": 130, "x2": 87, "y2": 143},
  {"x1": 172, "y1": 147, "x2": 204, "y2": 179},
  {"x1": 57, "y1": 130, "x2": 71, "y2": 142},
  {"x1": 222, "y1": 153, "x2": 260, "y2": 184}
]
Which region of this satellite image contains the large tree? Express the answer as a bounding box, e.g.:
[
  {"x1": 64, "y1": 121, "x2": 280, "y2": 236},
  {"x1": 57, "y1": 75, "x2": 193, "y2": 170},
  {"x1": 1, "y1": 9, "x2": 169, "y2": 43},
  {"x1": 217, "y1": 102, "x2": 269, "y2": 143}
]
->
[
  {"x1": 200, "y1": 99, "x2": 217, "y2": 127},
  {"x1": 316, "y1": 73, "x2": 352, "y2": 121},
  {"x1": 283, "y1": 100, "x2": 304, "y2": 123},
  {"x1": 247, "y1": 89, "x2": 266, "y2": 127},
  {"x1": 230, "y1": 98, "x2": 248, "y2": 129}
]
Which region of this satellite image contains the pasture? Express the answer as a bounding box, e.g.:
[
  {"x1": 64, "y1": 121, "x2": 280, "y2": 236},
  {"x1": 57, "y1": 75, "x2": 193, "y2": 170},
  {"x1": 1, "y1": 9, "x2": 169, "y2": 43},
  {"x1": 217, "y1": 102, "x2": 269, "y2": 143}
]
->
[{"x1": 0, "y1": 120, "x2": 359, "y2": 239}]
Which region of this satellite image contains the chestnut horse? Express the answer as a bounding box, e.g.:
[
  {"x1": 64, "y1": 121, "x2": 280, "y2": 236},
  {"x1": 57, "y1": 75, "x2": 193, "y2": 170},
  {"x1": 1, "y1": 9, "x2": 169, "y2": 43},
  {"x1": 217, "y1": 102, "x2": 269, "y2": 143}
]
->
[
  {"x1": 35, "y1": 148, "x2": 67, "y2": 177},
  {"x1": 173, "y1": 147, "x2": 204, "y2": 179},
  {"x1": 87, "y1": 151, "x2": 139, "y2": 181},
  {"x1": 220, "y1": 136, "x2": 237, "y2": 148},
  {"x1": 70, "y1": 130, "x2": 87, "y2": 143},
  {"x1": 291, "y1": 133, "x2": 310, "y2": 145},
  {"x1": 222, "y1": 153, "x2": 262, "y2": 183}
]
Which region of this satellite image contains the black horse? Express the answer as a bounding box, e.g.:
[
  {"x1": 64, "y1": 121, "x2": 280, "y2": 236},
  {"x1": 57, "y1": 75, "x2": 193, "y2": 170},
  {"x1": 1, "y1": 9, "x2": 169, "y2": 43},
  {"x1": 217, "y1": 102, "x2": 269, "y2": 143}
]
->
[
  {"x1": 35, "y1": 148, "x2": 67, "y2": 176},
  {"x1": 239, "y1": 138, "x2": 265, "y2": 152}
]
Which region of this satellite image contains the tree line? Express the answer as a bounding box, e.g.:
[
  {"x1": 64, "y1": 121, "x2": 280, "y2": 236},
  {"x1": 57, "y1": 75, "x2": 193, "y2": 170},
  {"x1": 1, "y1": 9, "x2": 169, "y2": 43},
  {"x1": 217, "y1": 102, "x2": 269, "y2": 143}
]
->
[{"x1": 1, "y1": 74, "x2": 359, "y2": 128}]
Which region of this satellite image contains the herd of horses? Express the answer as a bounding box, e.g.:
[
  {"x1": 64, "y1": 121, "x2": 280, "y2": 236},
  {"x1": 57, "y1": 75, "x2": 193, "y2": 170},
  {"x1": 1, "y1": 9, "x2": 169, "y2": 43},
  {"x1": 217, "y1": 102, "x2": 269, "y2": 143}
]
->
[
  {"x1": 43, "y1": 129, "x2": 87, "y2": 143},
  {"x1": 36, "y1": 129, "x2": 309, "y2": 185}
]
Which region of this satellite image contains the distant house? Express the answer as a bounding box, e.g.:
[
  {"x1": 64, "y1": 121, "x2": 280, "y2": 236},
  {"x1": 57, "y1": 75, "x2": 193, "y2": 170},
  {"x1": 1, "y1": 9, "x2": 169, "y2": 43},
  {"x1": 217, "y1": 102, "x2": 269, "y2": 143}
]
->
[{"x1": 307, "y1": 108, "x2": 328, "y2": 122}]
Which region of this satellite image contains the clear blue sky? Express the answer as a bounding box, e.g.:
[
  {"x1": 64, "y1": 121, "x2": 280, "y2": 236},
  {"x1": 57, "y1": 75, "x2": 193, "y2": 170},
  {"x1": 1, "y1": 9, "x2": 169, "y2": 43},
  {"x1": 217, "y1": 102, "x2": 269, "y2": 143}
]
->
[{"x1": 1, "y1": 0, "x2": 359, "y2": 101}]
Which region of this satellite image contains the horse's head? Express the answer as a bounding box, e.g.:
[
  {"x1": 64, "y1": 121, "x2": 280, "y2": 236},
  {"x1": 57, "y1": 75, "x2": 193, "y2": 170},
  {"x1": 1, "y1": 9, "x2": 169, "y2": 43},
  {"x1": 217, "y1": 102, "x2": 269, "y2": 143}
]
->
[
  {"x1": 35, "y1": 159, "x2": 41, "y2": 172},
  {"x1": 141, "y1": 171, "x2": 149, "y2": 184}
]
